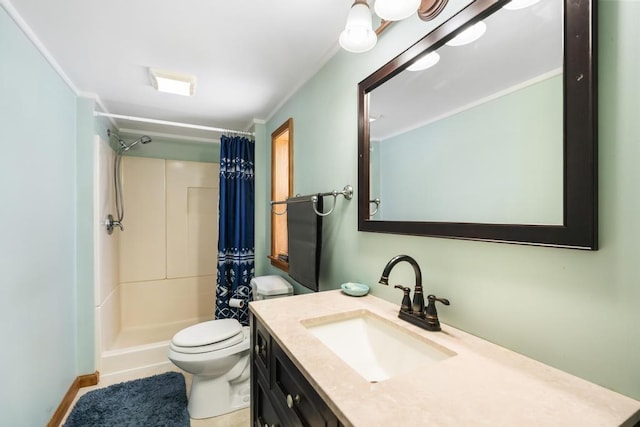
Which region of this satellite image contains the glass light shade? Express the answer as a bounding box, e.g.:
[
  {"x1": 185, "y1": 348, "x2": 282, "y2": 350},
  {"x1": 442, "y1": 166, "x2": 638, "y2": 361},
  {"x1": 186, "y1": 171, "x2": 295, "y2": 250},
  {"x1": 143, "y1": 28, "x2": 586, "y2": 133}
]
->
[
  {"x1": 155, "y1": 77, "x2": 192, "y2": 96},
  {"x1": 407, "y1": 51, "x2": 440, "y2": 71},
  {"x1": 503, "y1": 0, "x2": 541, "y2": 10},
  {"x1": 374, "y1": 0, "x2": 421, "y2": 21},
  {"x1": 340, "y1": 1, "x2": 377, "y2": 53},
  {"x1": 445, "y1": 21, "x2": 487, "y2": 46}
]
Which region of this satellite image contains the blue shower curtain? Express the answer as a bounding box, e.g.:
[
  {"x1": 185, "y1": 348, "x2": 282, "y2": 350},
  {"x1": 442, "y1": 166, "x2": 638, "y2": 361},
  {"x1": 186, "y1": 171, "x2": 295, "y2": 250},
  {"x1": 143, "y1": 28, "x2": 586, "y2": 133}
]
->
[{"x1": 215, "y1": 135, "x2": 255, "y2": 325}]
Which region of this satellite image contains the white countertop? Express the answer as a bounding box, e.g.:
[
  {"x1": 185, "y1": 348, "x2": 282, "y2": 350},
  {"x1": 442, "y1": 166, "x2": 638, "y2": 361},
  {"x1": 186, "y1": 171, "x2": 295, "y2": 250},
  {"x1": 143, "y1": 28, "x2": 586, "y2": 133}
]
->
[{"x1": 250, "y1": 290, "x2": 640, "y2": 427}]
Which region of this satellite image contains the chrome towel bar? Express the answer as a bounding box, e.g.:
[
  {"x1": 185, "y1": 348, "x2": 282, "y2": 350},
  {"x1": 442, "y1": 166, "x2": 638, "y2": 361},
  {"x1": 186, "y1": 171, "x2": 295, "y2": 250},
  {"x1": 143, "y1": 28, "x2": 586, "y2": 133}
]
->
[{"x1": 270, "y1": 185, "x2": 353, "y2": 217}]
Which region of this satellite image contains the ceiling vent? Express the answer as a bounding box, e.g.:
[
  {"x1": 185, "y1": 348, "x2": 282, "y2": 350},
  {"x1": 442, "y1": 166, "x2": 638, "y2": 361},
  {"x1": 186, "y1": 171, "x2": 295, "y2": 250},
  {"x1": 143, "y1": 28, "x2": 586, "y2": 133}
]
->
[{"x1": 149, "y1": 68, "x2": 196, "y2": 96}]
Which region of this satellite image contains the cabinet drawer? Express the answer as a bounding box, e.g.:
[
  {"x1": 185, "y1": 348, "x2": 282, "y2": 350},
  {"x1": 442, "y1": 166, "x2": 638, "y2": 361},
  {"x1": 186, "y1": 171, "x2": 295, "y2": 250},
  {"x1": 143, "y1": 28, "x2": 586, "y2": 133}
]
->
[{"x1": 271, "y1": 340, "x2": 339, "y2": 427}]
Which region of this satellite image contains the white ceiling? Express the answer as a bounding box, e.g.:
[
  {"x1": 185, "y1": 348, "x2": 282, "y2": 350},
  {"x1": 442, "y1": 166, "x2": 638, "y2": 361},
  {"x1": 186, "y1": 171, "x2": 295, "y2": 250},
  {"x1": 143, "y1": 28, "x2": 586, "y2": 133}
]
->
[{"x1": 5, "y1": 0, "x2": 353, "y2": 140}]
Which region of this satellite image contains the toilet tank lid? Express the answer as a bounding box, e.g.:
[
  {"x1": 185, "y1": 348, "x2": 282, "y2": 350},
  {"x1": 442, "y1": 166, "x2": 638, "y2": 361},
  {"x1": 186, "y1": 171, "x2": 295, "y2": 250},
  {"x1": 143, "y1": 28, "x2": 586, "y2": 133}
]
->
[
  {"x1": 251, "y1": 275, "x2": 293, "y2": 295},
  {"x1": 172, "y1": 319, "x2": 242, "y2": 347}
]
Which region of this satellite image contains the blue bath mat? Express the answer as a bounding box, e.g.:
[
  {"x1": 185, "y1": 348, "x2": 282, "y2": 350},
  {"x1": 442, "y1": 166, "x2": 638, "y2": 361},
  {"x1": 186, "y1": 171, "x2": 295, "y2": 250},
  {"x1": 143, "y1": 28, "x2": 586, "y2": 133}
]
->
[{"x1": 64, "y1": 371, "x2": 189, "y2": 427}]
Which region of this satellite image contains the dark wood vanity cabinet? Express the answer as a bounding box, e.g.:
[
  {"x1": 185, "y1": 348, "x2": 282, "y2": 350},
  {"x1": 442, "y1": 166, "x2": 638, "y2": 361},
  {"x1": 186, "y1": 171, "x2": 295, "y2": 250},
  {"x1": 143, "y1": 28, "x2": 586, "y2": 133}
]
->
[{"x1": 251, "y1": 313, "x2": 342, "y2": 427}]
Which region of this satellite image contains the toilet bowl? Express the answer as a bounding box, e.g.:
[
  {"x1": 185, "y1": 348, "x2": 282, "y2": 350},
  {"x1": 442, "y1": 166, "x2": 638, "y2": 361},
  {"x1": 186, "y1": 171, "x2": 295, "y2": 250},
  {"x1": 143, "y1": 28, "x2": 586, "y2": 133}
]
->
[
  {"x1": 168, "y1": 319, "x2": 250, "y2": 419},
  {"x1": 168, "y1": 275, "x2": 294, "y2": 419}
]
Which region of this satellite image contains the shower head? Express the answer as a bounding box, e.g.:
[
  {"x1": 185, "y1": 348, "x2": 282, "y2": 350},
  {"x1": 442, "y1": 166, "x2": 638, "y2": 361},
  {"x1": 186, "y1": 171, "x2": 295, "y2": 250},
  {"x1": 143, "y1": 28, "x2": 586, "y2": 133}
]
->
[
  {"x1": 113, "y1": 134, "x2": 153, "y2": 153},
  {"x1": 124, "y1": 135, "x2": 152, "y2": 151}
]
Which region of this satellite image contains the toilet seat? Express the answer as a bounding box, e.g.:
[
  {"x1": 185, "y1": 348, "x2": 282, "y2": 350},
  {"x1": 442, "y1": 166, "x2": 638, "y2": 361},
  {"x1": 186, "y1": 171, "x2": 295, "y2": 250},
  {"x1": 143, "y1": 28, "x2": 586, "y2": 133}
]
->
[{"x1": 171, "y1": 319, "x2": 245, "y2": 354}]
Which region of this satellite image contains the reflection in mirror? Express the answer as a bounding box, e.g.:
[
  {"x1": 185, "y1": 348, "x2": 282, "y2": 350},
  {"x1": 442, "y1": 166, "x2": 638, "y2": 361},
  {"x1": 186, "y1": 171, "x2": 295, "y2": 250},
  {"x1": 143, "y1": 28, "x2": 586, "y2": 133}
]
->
[
  {"x1": 369, "y1": 0, "x2": 563, "y2": 225},
  {"x1": 358, "y1": 0, "x2": 597, "y2": 249}
]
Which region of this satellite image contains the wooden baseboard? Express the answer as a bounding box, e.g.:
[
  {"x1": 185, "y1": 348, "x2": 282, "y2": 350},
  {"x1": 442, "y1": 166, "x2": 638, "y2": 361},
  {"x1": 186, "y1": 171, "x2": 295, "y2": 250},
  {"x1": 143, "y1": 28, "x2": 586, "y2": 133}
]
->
[{"x1": 47, "y1": 371, "x2": 99, "y2": 427}]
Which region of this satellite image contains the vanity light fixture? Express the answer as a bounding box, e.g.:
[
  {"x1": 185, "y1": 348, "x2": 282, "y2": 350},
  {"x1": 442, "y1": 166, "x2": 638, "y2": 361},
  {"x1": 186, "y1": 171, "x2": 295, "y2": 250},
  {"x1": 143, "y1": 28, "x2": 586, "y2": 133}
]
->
[
  {"x1": 341, "y1": 0, "x2": 449, "y2": 53},
  {"x1": 149, "y1": 68, "x2": 196, "y2": 96},
  {"x1": 407, "y1": 51, "x2": 440, "y2": 71},
  {"x1": 503, "y1": 0, "x2": 541, "y2": 10},
  {"x1": 339, "y1": 0, "x2": 378, "y2": 53},
  {"x1": 445, "y1": 21, "x2": 487, "y2": 46},
  {"x1": 375, "y1": 0, "x2": 421, "y2": 21}
]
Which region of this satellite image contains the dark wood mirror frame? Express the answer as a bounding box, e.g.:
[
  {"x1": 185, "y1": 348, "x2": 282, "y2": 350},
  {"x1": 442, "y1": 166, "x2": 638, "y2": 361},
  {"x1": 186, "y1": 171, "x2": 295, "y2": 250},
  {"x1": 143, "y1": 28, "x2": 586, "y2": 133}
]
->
[{"x1": 357, "y1": 0, "x2": 597, "y2": 250}]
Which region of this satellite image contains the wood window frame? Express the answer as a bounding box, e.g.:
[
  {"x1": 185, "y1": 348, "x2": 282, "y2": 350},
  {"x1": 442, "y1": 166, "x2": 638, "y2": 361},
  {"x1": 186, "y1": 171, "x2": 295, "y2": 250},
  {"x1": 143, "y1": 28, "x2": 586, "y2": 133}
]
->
[{"x1": 269, "y1": 118, "x2": 293, "y2": 271}]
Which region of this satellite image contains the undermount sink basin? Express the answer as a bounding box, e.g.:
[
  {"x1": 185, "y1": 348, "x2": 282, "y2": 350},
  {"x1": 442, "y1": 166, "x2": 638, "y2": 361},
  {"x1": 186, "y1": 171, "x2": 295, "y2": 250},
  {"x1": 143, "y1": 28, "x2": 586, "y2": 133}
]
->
[{"x1": 302, "y1": 310, "x2": 455, "y2": 383}]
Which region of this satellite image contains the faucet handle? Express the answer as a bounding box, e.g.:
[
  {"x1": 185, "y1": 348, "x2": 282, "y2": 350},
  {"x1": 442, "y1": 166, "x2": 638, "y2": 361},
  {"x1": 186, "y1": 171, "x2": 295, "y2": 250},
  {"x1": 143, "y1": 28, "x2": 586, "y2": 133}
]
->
[
  {"x1": 424, "y1": 294, "x2": 450, "y2": 331},
  {"x1": 394, "y1": 285, "x2": 412, "y2": 313},
  {"x1": 428, "y1": 294, "x2": 450, "y2": 306}
]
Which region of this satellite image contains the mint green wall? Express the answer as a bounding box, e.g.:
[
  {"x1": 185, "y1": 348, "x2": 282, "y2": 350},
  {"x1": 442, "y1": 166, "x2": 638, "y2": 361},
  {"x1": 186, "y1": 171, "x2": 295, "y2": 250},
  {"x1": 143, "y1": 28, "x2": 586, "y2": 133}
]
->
[
  {"x1": 123, "y1": 135, "x2": 220, "y2": 163},
  {"x1": 76, "y1": 97, "x2": 96, "y2": 375},
  {"x1": 254, "y1": 121, "x2": 269, "y2": 275},
  {"x1": 95, "y1": 115, "x2": 111, "y2": 142},
  {"x1": 259, "y1": 0, "x2": 640, "y2": 400},
  {"x1": 0, "y1": 6, "x2": 79, "y2": 425},
  {"x1": 96, "y1": 120, "x2": 220, "y2": 162},
  {"x1": 378, "y1": 75, "x2": 562, "y2": 224}
]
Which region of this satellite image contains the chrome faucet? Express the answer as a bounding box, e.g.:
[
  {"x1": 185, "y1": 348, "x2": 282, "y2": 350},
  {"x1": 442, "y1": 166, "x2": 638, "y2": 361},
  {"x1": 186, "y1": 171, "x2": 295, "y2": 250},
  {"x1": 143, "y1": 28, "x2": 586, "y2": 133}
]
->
[{"x1": 378, "y1": 255, "x2": 450, "y2": 332}]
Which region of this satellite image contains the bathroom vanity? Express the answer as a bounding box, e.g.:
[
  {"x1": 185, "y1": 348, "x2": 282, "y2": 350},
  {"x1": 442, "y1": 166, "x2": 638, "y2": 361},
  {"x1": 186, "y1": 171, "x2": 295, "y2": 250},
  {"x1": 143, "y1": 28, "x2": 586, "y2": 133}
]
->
[
  {"x1": 251, "y1": 315, "x2": 342, "y2": 426},
  {"x1": 250, "y1": 290, "x2": 640, "y2": 426}
]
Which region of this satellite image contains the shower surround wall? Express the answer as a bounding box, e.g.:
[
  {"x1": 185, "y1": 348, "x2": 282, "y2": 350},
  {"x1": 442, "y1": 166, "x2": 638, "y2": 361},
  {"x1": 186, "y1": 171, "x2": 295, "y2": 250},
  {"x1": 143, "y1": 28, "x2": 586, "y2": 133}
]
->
[{"x1": 94, "y1": 138, "x2": 219, "y2": 377}]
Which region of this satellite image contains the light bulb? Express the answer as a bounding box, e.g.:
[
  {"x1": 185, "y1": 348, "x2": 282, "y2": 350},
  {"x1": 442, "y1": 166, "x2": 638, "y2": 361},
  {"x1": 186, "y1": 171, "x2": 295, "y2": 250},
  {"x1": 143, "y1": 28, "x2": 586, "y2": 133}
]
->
[
  {"x1": 340, "y1": 1, "x2": 377, "y2": 53},
  {"x1": 504, "y1": 0, "x2": 541, "y2": 10},
  {"x1": 446, "y1": 21, "x2": 487, "y2": 47},
  {"x1": 374, "y1": 0, "x2": 421, "y2": 21},
  {"x1": 407, "y1": 51, "x2": 441, "y2": 71}
]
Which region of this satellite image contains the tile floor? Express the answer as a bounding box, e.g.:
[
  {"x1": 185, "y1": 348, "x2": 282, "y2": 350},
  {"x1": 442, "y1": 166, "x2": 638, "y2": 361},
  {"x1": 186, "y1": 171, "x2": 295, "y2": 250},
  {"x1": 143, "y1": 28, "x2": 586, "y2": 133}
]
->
[{"x1": 61, "y1": 364, "x2": 250, "y2": 427}]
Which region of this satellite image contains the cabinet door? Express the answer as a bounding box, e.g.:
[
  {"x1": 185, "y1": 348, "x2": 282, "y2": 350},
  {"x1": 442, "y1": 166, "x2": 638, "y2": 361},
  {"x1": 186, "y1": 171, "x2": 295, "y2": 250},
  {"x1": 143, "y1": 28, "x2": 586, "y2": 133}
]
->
[
  {"x1": 271, "y1": 341, "x2": 339, "y2": 427},
  {"x1": 252, "y1": 315, "x2": 271, "y2": 386},
  {"x1": 254, "y1": 376, "x2": 284, "y2": 427}
]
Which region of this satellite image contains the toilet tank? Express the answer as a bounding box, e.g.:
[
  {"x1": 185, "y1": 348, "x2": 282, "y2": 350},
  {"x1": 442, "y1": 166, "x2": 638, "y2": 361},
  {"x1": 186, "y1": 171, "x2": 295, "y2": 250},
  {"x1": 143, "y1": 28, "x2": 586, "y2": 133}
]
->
[{"x1": 251, "y1": 275, "x2": 294, "y2": 300}]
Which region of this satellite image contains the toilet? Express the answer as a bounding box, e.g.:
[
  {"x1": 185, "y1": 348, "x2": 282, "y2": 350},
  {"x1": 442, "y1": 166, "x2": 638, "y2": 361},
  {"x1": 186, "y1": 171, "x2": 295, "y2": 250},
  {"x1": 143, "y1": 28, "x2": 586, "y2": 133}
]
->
[{"x1": 168, "y1": 275, "x2": 293, "y2": 419}]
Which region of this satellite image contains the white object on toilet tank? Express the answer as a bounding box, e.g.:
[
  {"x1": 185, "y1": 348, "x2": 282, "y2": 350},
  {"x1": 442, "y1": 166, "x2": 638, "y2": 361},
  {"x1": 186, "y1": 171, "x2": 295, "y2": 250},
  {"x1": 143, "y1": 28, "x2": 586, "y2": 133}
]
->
[{"x1": 251, "y1": 275, "x2": 294, "y2": 300}]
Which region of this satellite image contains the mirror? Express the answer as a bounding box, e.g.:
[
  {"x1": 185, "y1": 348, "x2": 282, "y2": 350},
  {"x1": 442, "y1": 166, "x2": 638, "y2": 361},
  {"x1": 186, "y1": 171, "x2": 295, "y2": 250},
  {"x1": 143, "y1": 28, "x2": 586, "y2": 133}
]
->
[{"x1": 357, "y1": 0, "x2": 597, "y2": 249}]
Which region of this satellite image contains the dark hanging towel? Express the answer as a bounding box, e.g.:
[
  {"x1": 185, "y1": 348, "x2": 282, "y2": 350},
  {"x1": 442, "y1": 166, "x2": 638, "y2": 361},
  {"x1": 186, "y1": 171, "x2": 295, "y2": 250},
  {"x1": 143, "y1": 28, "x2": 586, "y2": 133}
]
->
[{"x1": 287, "y1": 195, "x2": 323, "y2": 292}]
